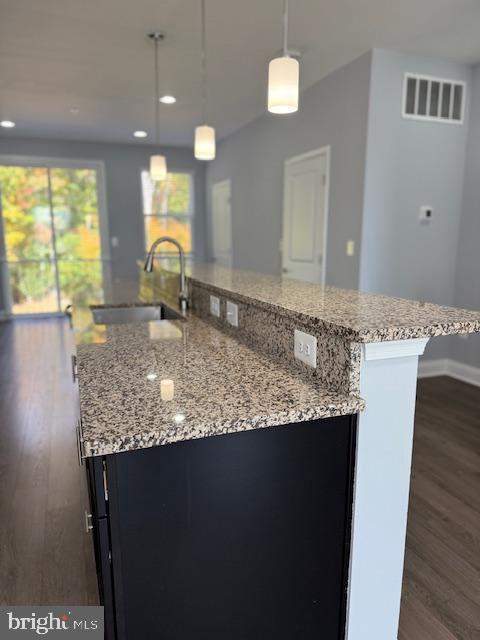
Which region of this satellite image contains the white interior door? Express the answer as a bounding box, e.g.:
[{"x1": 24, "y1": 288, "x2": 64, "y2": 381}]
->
[
  {"x1": 211, "y1": 179, "x2": 232, "y2": 267},
  {"x1": 282, "y1": 149, "x2": 329, "y2": 283}
]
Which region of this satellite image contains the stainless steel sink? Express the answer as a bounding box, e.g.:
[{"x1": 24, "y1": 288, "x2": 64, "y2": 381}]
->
[{"x1": 91, "y1": 304, "x2": 181, "y2": 325}]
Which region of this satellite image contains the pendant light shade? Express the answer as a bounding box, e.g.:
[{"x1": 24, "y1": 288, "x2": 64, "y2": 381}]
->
[
  {"x1": 194, "y1": 0, "x2": 216, "y2": 161},
  {"x1": 268, "y1": 56, "x2": 299, "y2": 114},
  {"x1": 150, "y1": 154, "x2": 167, "y2": 181},
  {"x1": 149, "y1": 32, "x2": 167, "y2": 181},
  {"x1": 267, "y1": 0, "x2": 299, "y2": 115},
  {"x1": 194, "y1": 125, "x2": 216, "y2": 161}
]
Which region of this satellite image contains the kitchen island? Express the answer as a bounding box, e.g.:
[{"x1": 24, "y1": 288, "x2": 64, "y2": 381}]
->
[{"x1": 73, "y1": 265, "x2": 480, "y2": 640}]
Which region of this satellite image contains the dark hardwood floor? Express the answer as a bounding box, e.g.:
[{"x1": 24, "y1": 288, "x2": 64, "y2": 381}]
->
[
  {"x1": 0, "y1": 318, "x2": 98, "y2": 605},
  {"x1": 399, "y1": 376, "x2": 480, "y2": 640},
  {"x1": 0, "y1": 319, "x2": 479, "y2": 639}
]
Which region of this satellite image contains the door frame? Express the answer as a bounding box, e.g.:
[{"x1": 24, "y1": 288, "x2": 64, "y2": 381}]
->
[
  {"x1": 282, "y1": 145, "x2": 330, "y2": 285},
  {"x1": 0, "y1": 155, "x2": 110, "y2": 317},
  {"x1": 210, "y1": 178, "x2": 232, "y2": 267}
]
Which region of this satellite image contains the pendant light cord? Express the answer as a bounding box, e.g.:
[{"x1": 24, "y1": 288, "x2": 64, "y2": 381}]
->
[
  {"x1": 153, "y1": 35, "x2": 160, "y2": 144},
  {"x1": 283, "y1": 0, "x2": 289, "y2": 57},
  {"x1": 201, "y1": 0, "x2": 207, "y2": 124}
]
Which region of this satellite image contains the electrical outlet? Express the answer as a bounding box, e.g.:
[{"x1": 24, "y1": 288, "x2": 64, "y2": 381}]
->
[
  {"x1": 294, "y1": 329, "x2": 317, "y2": 368},
  {"x1": 346, "y1": 240, "x2": 355, "y2": 257},
  {"x1": 226, "y1": 300, "x2": 238, "y2": 327},
  {"x1": 210, "y1": 295, "x2": 220, "y2": 317}
]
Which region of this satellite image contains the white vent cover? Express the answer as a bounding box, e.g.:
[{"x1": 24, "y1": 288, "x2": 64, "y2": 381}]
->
[{"x1": 402, "y1": 73, "x2": 465, "y2": 124}]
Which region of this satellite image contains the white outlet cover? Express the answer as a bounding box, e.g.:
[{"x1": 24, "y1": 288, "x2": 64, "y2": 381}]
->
[
  {"x1": 294, "y1": 329, "x2": 317, "y2": 368},
  {"x1": 226, "y1": 300, "x2": 239, "y2": 327},
  {"x1": 210, "y1": 295, "x2": 220, "y2": 317}
]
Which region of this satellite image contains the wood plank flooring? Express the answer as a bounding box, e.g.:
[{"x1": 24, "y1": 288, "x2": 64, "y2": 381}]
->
[
  {"x1": 0, "y1": 319, "x2": 479, "y2": 639},
  {"x1": 0, "y1": 318, "x2": 98, "y2": 605},
  {"x1": 399, "y1": 376, "x2": 480, "y2": 640}
]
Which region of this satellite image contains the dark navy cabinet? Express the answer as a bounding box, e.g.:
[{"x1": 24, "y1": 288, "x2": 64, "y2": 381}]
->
[{"x1": 87, "y1": 415, "x2": 357, "y2": 640}]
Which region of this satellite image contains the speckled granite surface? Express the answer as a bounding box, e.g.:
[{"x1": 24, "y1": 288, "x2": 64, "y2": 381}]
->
[
  {"x1": 74, "y1": 263, "x2": 480, "y2": 457},
  {"x1": 191, "y1": 283, "x2": 361, "y2": 395},
  {"x1": 185, "y1": 265, "x2": 480, "y2": 343},
  {"x1": 77, "y1": 316, "x2": 364, "y2": 457}
]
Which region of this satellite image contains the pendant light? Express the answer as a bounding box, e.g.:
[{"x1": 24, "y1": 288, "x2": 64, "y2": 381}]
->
[
  {"x1": 194, "y1": 0, "x2": 216, "y2": 161},
  {"x1": 149, "y1": 32, "x2": 167, "y2": 181},
  {"x1": 268, "y1": 0, "x2": 299, "y2": 114}
]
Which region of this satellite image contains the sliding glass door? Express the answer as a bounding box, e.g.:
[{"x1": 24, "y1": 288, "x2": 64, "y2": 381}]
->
[{"x1": 0, "y1": 161, "x2": 108, "y2": 315}]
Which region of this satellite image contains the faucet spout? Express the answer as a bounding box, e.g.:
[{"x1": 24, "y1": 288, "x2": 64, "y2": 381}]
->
[{"x1": 144, "y1": 237, "x2": 188, "y2": 312}]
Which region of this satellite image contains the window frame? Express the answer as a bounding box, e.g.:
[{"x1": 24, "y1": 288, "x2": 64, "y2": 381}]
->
[
  {"x1": 141, "y1": 169, "x2": 195, "y2": 257},
  {"x1": 0, "y1": 154, "x2": 110, "y2": 261},
  {"x1": 0, "y1": 154, "x2": 110, "y2": 317}
]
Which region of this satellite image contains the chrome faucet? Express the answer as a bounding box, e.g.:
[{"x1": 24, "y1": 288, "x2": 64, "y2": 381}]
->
[{"x1": 144, "y1": 237, "x2": 188, "y2": 312}]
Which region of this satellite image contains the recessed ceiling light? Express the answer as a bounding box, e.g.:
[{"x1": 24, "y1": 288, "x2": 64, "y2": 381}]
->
[
  {"x1": 134, "y1": 130, "x2": 148, "y2": 138},
  {"x1": 159, "y1": 95, "x2": 176, "y2": 104},
  {"x1": 0, "y1": 120, "x2": 15, "y2": 128},
  {"x1": 69, "y1": 107, "x2": 80, "y2": 116}
]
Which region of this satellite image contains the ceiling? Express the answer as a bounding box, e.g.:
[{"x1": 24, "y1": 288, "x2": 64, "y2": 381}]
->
[{"x1": 1, "y1": 0, "x2": 480, "y2": 147}]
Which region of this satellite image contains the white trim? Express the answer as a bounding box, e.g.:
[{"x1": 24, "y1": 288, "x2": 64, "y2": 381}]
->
[
  {"x1": 346, "y1": 338, "x2": 425, "y2": 640},
  {"x1": 363, "y1": 337, "x2": 429, "y2": 361},
  {"x1": 418, "y1": 357, "x2": 480, "y2": 387},
  {"x1": 210, "y1": 178, "x2": 232, "y2": 268},
  {"x1": 0, "y1": 154, "x2": 104, "y2": 169},
  {"x1": 401, "y1": 72, "x2": 466, "y2": 125},
  {"x1": 417, "y1": 358, "x2": 449, "y2": 378},
  {"x1": 281, "y1": 145, "x2": 331, "y2": 286}
]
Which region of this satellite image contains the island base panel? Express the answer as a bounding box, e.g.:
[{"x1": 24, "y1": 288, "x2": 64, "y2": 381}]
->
[{"x1": 89, "y1": 415, "x2": 356, "y2": 640}]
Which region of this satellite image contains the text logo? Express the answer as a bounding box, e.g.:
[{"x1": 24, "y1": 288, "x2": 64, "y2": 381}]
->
[{"x1": 0, "y1": 607, "x2": 103, "y2": 638}]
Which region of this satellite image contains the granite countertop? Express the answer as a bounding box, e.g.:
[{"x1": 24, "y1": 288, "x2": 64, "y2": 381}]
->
[
  {"x1": 77, "y1": 314, "x2": 363, "y2": 457},
  {"x1": 184, "y1": 265, "x2": 480, "y2": 342},
  {"x1": 74, "y1": 264, "x2": 480, "y2": 457}
]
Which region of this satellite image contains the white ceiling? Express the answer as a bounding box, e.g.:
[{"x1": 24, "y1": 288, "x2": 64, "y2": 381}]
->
[{"x1": 1, "y1": 0, "x2": 480, "y2": 146}]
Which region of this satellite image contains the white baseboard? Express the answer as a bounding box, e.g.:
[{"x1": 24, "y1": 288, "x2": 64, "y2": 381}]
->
[
  {"x1": 418, "y1": 358, "x2": 449, "y2": 378},
  {"x1": 418, "y1": 358, "x2": 480, "y2": 387}
]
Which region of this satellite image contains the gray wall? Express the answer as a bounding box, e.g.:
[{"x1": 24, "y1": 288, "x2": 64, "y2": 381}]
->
[
  {"x1": 451, "y1": 62, "x2": 480, "y2": 367},
  {"x1": 359, "y1": 49, "x2": 471, "y2": 360},
  {"x1": 205, "y1": 52, "x2": 372, "y2": 289},
  {"x1": 0, "y1": 136, "x2": 206, "y2": 311}
]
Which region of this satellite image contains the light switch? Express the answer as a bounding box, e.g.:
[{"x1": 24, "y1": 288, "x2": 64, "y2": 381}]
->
[
  {"x1": 346, "y1": 240, "x2": 355, "y2": 257},
  {"x1": 111, "y1": 236, "x2": 119, "y2": 248}
]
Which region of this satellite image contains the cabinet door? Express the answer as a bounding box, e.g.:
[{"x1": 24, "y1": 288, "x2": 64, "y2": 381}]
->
[
  {"x1": 85, "y1": 458, "x2": 115, "y2": 639},
  {"x1": 107, "y1": 416, "x2": 356, "y2": 640}
]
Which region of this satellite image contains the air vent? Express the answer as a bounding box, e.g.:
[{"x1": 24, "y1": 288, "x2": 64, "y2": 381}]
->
[{"x1": 402, "y1": 73, "x2": 465, "y2": 124}]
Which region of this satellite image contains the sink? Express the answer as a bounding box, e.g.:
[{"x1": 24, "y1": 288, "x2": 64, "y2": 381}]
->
[{"x1": 91, "y1": 304, "x2": 182, "y2": 325}]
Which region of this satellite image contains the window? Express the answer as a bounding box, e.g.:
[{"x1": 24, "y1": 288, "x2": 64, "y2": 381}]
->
[
  {"x1": 0, "y1": 161, "x2": 108, "y2": 316},
  {"x1": 141, "y1": 171, "x2": 194, "y2": 266}
]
